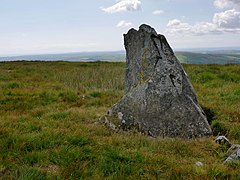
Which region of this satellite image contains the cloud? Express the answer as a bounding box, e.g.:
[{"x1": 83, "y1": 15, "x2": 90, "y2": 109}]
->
[
  {"x1": 166, "y1": 19, "x2": 191, "y2": 33},
  {"x1": 152, "y1": 10, "x2": 164, "y2": 15},
  {"x1": 166, "y1": 9, "x2": 240, "y2": 35},
  {"x1": 166, "y1": 19, "x2": 220, "y2": 35},
  {"x1": 213, "y1": 9, "x2": 240, "y2": 28},
  {"x1": 116, "y1": 20, "x2": 133, "y2": 28},
  {"x1": 101, "y1": 0, "x2": 141, "y2": 14},
  {"x1": 214, "y1": 0, "x2": 233, "y2": 8},
  {"x1": 214, "y1": 0, "x2": 240, "y2": 9}
]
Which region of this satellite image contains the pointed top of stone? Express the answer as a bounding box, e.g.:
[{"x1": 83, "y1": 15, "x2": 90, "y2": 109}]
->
[
  {"x1": 124, "y1": 24, "x2": 158, "y2": 40},
  {"x1": 139, "y1": 24, "x2": 158, "y2": 35}
]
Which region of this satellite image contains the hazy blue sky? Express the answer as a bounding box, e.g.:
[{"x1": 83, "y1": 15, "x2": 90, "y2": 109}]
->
[{"x1": 0, "y1": 0, "x2": 240, "y2": 56}]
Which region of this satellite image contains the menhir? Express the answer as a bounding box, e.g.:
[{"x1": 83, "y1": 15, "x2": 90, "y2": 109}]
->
[{"x1": 99, "y1": 24, "x2": 212, "y2": 138}]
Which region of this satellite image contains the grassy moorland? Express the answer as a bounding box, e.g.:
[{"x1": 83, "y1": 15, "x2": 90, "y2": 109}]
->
[{"x1": 0, "y1": 61, "x2": 240, "y2": 179}]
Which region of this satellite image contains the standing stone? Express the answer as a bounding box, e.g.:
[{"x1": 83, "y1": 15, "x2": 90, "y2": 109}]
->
[{"x1": 100, "y1": 24, "x2": 212, "y2": 138}]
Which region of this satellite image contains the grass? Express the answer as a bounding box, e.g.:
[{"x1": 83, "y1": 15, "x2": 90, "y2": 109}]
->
[{"x1": 0, "y1": 61, "x2": 240, "y2": 179}]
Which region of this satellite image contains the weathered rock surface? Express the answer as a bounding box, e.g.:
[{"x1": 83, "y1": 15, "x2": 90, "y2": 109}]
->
[
  {"x1": 214, "y1": 137, "x2": 240, "y2": 163},
  {"x1": 215, "y1": 136, "x2": 231, "y2": 146},
  {"x1": 224, "y1": 144, "x2": 240, "y2": 163},
  {"x1": 100, "y1": 24, "x2": 212, "y2": 138}
]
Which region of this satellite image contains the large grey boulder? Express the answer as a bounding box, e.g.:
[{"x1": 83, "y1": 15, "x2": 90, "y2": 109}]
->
[{"x1": 100, "y1": 24, "x2": 212, "y2": 138}]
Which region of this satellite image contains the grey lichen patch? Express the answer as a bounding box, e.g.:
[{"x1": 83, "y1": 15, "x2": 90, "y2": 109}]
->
[{"x1": 99, "y1": 24, "x2": 212, "y2": 138}]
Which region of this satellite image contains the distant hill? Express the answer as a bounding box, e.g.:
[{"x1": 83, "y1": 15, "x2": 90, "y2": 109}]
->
[
  {"x1": 0, "y1": 51, "x2": 126, "y2": 62},
  {"x1": 1, "y1": 50, "x2": 240, "y2": 64},
  {"x1": 175, "y1": 51, "x2": 240, "y2": 64}
]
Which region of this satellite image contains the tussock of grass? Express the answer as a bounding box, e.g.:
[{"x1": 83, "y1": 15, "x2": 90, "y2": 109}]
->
[{"x1": 0, "y1": 61, "x2": 240, "y2": 179}]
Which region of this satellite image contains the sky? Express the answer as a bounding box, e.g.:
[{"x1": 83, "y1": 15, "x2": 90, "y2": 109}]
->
[{"x1": 0, "y1": 0, "x2": 240, "y2": 56}]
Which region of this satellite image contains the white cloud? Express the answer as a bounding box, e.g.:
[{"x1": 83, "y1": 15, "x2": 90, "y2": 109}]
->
[
  {"x1": 166, "y1": 19, "x2": 220, "y2": 35},
  {"x1": 214, "y1": 0, "x2": 233, "y2": 9},
  {"x1": 166, "y1": 9, "x2": 240, "y2": 35},
  {"x1": 101, "y1": 0, "x2": 141, "y2": 14},
  {"x1": 116, "y1": 20, "x2": 133, "y2": 28},
  {"x1": 167, "y1": 19, "x2": 184, "y2": 27},
  {"x1": 213, "y1": 9, "x2": 240, "y2": 28},
  {"x1": 192, "y1": 22, "x2": 220, "y2": 35},
  {"x1": 214, "y1": 0, "x2": 240, "y2": 9},
  {"x1": 152, "y1": 10, "x2": 164, "y2": 15},
  {"x1": 166, "y1": 19, "x2": 191, "y2": 33}
]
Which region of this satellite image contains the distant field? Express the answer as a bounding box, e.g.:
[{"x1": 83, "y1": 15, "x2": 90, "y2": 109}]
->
[
  {"x1": 176, "y1": 51, "x2": 240, "y2": 64},
  {"x1": 0, "y1": 51, "x2": 126, "y2": 62},
  {"x1": 1, "y1": 50, "x2": 240, "y2": 64},
  {"x1": 1, "y1": 61, "x2": 240, "y2": 179}
]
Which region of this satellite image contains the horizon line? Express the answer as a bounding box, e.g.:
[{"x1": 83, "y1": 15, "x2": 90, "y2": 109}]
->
[{"x1": 1, "y1": 46, "x2": 240, "y2": 57}]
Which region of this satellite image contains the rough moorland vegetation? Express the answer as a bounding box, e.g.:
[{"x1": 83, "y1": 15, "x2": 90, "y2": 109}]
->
[{"x1": 0, "y1": 61, "x2": 240, "y2": 179}]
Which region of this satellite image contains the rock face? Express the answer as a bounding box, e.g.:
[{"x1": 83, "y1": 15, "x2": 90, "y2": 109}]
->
[
  {"x1": 102, "y1": 24, "x2": 212, "y2": 138},
  {"x1": 224, "y1": 144, "x2": 240, "y2": 163}
]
